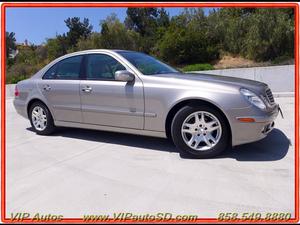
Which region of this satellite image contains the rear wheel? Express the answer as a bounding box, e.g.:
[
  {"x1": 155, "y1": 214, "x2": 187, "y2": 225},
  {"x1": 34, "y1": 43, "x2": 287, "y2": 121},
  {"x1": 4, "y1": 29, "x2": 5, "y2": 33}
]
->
[
  {"x1": 171, "y1": 105, "x2": 229, "y2": 158},
  {"x1": 29, "y1": 101, "x2": 55, "y2": 135}
]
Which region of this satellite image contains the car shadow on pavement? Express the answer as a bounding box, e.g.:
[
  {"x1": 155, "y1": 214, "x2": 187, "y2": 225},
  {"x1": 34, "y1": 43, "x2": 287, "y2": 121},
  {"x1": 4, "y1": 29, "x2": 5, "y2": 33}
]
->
[
  {"x1": 27, "y1": 126, "x2": 178, "y2": 153},
  {"x1": 27, "y1": 127, "x2": 290, "y2": 161},
  {"x1": 218, "y1": 128, "x2": 291, "y2": 161},
  {"x1": 181, "y1": 128, "x2": 290, "y2": 161}
]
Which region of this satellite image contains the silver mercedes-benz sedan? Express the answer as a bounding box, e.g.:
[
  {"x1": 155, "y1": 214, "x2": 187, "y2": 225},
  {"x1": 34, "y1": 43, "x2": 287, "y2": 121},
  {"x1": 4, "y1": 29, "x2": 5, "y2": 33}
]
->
[{"x1": 13, "y1": 49, "x2": 279, "y2": 158}]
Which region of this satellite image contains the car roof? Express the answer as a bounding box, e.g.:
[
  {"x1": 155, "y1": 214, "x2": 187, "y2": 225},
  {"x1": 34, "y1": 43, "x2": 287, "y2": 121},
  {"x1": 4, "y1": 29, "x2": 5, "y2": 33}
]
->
[
  {"x1": 71, "y1": 49, "x2": 138, "y2": 54},
  {"x1": 112, "y1": 49, "x2": 133, "y2": 53},
  {"x1": 48, "y1": 49, "x2": 141, "y2": 63}
]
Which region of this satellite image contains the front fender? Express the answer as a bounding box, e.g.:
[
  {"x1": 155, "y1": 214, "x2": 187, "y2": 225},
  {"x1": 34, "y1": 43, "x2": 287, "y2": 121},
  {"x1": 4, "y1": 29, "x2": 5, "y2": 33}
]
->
[{"x1": 143, "y1": 80, "x2": 248, "y2": 132}]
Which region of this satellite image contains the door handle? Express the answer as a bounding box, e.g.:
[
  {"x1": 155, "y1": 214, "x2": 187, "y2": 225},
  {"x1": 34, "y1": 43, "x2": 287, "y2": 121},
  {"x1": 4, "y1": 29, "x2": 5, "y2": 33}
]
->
[
  {"x1": 82, "y1": 86, "x2": 92, "y2": 93},
  {"x1": 43, "y1": 85, "x2": 51, "y2": 91}
]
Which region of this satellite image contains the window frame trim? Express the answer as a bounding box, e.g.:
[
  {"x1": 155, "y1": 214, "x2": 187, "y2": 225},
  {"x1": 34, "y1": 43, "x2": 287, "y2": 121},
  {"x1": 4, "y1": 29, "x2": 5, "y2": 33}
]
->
[
  {"x1": 42, "y1": 55, "x2": 85, "y2": 80},
  {"x1": 82, "y1": 53, "x2": 129, "y2": 82}
]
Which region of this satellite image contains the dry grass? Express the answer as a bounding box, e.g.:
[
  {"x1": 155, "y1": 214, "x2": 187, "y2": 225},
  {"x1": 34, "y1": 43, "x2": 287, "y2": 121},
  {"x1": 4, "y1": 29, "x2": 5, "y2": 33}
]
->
[{"x1": 213, "y1": 55, "x2": 271, "y2": 69}]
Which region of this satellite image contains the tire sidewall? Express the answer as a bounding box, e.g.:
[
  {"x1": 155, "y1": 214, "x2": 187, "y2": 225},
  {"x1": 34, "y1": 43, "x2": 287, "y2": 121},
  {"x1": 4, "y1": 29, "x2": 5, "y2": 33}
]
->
[{"x1": 171, "y1": 105, "x2": 229, "y2": 158}]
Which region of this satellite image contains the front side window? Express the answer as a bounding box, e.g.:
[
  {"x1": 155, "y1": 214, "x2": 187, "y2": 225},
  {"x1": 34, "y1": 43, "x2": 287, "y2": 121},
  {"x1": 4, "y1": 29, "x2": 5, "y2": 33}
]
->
[
  {"x1": 86, "y1": 54, "x2": 126, "y2": 80},
  {"x1": 43, "y1": 55, "x2": 83, "y2": 80},
  {"x1": 119, "y1": 52, "x2": 179, "y2": 75}
]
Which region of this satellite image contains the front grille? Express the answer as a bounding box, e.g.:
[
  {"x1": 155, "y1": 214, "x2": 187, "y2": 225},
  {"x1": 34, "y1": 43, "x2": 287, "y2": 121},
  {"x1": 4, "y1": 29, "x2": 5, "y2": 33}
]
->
[{"x1": 265, "y1": 88, "x2": 275, "y2": 105}]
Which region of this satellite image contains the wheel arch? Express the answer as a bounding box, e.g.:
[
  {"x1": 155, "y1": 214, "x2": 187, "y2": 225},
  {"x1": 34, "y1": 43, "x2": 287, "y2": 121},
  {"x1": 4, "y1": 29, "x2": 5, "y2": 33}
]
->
[
  {"x1": 165, "y1": 98, "x2": 232, "y2": 145},
  {"x1": 27, "y1": 98, "x2": 50, "y2": 118}
]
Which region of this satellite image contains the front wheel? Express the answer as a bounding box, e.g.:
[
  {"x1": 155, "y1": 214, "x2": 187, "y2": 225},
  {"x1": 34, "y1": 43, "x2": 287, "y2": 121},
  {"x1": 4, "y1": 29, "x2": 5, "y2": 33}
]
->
[{"x1": 171, "y1": 105, "x2": 230, "y2": 158}]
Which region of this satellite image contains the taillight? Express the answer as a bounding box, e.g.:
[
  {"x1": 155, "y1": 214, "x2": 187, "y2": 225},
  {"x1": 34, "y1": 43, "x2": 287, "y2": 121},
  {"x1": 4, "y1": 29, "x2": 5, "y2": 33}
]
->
[{"x1": 14, "y1": 85, "x2": 19, "y2": 97}]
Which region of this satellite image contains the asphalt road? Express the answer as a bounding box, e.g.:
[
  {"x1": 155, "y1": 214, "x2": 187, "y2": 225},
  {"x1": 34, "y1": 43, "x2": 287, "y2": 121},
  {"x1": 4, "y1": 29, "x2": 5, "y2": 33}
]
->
[{"x1": 5, "y1": 97, "x2": 295, "y2": 219}]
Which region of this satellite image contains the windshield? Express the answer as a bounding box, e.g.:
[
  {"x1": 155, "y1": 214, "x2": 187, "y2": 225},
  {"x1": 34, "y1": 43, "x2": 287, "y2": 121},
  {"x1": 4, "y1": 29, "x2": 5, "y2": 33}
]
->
[{"x1": 119, "y1": 52, "x2": 180, "y2": 75}]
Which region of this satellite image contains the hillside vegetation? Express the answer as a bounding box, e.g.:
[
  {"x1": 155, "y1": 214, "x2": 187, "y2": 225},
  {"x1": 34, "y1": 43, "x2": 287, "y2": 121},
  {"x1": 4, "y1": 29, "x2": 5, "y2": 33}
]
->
[{"x1": 6, "y1": 8, "x2": 294, "y2": 83}]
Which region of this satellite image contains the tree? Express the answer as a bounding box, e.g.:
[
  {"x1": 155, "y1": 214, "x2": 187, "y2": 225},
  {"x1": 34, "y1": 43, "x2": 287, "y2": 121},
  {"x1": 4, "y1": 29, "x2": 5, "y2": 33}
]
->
[
  {"x1": 35, "y1": 45, "x2": 48, "y2": 62},
  {"x1": 100, "y1": 13, "x2": 141, "y2": 50},
  {"x1": 157, "y1": 8, "x2": 170, "y2": 28},
  {"x1": 45, "y1": 34, "x2": 68, "y2": 60},
  {"x1": 125, "y1": 8, "x2": 170, "y2": 53},
  {"x1": 6, "y1": 32, "x2": 16, "y2": 58},
  {"x1": 125, "y1": 8, "x2": 158, "y2": 36},
  {"x1": 242, "y1": 8, "x2": 294, "y2": 61},
  {"x1": 157, "y1": 8, "x2": 219, "y2": 65},
  {"x1": 64, "y1": 17, "x2": 93, "y2": 48},
  {"x1": 76, "y1": 33, "x2": 102, "y2": 51},
  {"x1": 198, "y1": 8, "x2": 294, "y2": 62},
  {"x1": 6, "y1": 44, "x2": 43, "y2": 83}
]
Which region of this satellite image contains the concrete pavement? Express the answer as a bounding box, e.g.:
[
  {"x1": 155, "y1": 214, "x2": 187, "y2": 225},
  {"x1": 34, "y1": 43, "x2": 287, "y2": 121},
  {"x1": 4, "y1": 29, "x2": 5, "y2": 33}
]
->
[{"x1": 5, "y1": 97, "x2": 295, "y2": 219}]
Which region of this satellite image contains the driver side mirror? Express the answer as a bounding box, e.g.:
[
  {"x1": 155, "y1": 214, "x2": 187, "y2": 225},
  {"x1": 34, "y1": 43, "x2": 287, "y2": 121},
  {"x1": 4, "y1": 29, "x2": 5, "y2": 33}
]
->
[{"x1": 114, "y1": 70, "x2": 135, "y2": 82}]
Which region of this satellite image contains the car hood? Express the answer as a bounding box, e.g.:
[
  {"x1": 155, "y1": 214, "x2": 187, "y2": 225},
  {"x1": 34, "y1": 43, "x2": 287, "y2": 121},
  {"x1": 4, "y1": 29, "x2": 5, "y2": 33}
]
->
[{"x1": 154, "y1": 72, "x2": 268, "y2": 93}]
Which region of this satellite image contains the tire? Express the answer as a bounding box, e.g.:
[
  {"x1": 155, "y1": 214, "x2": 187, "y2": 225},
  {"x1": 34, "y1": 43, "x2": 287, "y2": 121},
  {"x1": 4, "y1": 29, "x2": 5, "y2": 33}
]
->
[
  {"x1": 29, "y1": 101, "x2": 56, "y2": 135},
  {"x1": 171, "y1": 105, "x2": 229, "y2": 159}
]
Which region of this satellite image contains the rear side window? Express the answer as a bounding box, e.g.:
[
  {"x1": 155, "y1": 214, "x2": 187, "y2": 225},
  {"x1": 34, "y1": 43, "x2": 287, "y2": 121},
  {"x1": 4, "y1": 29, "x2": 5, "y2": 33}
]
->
[
  {"x1": 86, "y1": 54, "x2": 126, "y2": 80},
  {"x1": 43, "y1": 55, "x2": 83, "y2": 80},
  {"x1": 43, "y1": 64, "x2": 58, "y2": 79}
]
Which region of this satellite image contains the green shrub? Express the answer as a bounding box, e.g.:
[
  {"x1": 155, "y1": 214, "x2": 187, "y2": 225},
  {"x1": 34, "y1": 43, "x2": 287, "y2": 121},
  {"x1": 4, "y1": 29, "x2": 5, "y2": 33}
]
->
[
  {"x1": 182, "y1": 63, "x2": 214, "y2": 72},
  {"x1": 271, "y1": 55, "x2": 294, "y2": 65},
  {"x1": 6, "y1": 74, "x2": 28, "y2": 84},
  {"x1": 6, "y1": 62, "x2": 41, "y2": 84}
]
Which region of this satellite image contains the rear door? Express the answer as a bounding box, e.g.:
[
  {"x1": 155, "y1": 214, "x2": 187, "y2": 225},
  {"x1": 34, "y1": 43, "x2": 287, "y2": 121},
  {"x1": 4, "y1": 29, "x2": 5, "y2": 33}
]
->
[
  {"x1": 38, "y1": 55, "x2": 83, "y2": 122},
  {"x1": 80, "y1": 53, "x2": 144, "y2": 129}
]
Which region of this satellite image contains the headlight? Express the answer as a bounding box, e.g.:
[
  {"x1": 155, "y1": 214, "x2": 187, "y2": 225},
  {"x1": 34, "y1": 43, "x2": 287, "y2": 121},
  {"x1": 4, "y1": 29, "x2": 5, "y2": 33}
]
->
[{"x1": 240, "y1": 88, "x2": 266, "y2": 110}]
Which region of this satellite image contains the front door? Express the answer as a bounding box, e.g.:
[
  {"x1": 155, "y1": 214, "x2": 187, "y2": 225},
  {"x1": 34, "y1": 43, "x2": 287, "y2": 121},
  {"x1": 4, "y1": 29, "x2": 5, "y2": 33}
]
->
[{"x1": 80, "y1": 53, "x2": 144, "y2": 129}]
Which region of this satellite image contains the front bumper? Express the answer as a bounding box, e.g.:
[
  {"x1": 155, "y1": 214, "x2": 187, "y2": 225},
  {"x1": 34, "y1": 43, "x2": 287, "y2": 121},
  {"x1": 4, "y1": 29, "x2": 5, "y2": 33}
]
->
[{"x1": 229, "y1": 104, "x2": 279, "y2": 146}]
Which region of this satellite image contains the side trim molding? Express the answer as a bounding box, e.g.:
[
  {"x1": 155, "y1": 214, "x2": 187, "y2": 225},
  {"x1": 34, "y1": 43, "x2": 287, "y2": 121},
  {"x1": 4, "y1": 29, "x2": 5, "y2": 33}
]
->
[
  {"x1": 53, "y1": 105, "x2": 81, "y2": 111},
  {"x1": 54, "y1": 121, "x2": 167, "y2": 138}
]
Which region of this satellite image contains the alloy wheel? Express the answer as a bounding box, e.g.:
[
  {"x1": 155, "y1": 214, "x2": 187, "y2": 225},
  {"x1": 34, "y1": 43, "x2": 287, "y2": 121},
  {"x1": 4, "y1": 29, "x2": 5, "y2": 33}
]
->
[
  {"x1": 181, "y1": 111, "x2": 222, "y2": 151},
  {"x1": 31, "y1": 106, "x2": 47, "y2": 131}
]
